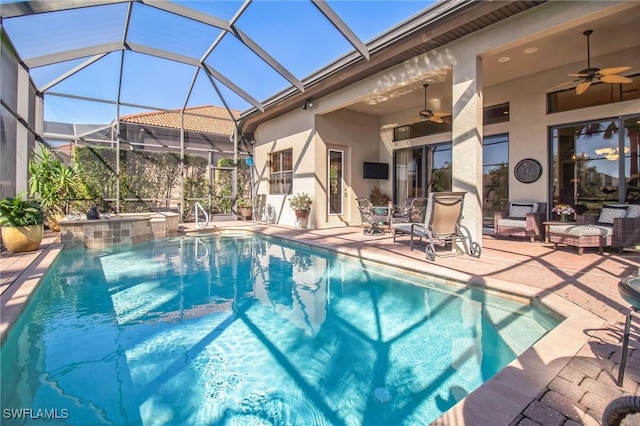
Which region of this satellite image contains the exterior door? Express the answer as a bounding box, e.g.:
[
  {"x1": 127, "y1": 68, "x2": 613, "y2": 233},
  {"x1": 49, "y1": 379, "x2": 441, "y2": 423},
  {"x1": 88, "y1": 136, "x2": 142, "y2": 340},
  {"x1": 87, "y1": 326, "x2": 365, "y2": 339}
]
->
[{"x1": 327, "y1": 146, "x2": 350, "y2": 223}]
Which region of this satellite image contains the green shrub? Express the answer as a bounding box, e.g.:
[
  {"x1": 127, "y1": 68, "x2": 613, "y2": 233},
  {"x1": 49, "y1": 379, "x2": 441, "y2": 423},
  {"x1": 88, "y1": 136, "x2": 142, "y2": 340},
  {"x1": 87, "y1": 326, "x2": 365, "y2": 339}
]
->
[{"x1": 0, "y1": 193, "x2": 44, "y2": 226}]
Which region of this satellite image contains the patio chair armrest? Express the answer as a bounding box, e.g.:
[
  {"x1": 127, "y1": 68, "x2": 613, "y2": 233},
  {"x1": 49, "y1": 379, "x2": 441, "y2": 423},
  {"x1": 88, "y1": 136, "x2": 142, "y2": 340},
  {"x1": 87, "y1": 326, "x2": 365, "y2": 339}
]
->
[
  {"x1": 525, "y1": 212, "x2": 545, "y2": 235},
  {"x1": 613, "y1": 217, "x2": 640, "y2": 247},
  {"x1": 494, "y1": 210, "x2": 508, "y2": 228},
  {"x1": 577, "y1": 215, "x2": 598, "y2": 225},
  {"x1": 410, "y1": 222, "x2": 427, "y2": 235}
]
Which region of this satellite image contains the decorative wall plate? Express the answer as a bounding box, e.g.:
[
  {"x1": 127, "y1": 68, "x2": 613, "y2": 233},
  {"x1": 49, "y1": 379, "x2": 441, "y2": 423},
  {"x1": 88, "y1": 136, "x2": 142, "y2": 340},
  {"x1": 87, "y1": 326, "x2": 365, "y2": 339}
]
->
[{"x1": 514, "y1": 158, "x2": 542, "y2": 183}]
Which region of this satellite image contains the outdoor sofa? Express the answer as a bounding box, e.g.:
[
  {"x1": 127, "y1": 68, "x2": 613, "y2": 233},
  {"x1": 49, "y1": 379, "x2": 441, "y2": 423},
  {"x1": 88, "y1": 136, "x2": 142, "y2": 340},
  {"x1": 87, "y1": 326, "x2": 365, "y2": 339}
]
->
[{"x1": 547, "y1": 204, "x2": 640, "y2": 255}]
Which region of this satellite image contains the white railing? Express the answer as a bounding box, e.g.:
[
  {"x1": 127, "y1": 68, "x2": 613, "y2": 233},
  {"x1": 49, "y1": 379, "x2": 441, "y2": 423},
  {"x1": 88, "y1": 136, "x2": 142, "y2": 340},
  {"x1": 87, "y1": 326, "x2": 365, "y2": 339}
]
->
[{"x1": 194, "y1": 202, "x2": 209, "y2": 228}]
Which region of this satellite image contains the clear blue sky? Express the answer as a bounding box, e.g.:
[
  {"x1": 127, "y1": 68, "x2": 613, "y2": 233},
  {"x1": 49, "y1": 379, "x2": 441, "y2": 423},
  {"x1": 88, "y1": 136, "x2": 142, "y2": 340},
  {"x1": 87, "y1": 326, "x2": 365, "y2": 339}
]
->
[{"x1": 2, "y1": 0, "x2": 435, "y2": 124}]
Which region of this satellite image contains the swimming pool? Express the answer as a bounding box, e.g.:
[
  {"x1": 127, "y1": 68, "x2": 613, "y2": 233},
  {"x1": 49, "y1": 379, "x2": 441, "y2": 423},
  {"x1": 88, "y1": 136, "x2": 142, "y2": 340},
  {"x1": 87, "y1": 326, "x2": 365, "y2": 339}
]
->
[{"x1": 1, "y1": 235, "x2": 560, "y2": 425}]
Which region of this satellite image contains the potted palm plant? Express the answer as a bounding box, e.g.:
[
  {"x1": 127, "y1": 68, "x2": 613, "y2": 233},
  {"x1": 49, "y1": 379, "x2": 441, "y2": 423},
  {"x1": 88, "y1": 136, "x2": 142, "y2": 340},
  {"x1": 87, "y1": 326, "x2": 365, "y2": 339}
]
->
[
  {"x1": 28, "y1": 148, "x2": 83, "y2": 231},
  {"x1": 0, "y1": 193, "x2": 45, "y2": 253},
  {"x1": 289, "y1": 193, "x2": 312, "y2": 218}
]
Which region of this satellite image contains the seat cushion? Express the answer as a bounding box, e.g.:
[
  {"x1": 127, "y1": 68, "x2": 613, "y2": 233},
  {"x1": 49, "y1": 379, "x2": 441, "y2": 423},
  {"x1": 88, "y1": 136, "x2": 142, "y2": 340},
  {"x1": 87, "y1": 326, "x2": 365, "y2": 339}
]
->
[
  {"x1": 597, "y1": 205, "x2": 628, "y2": 224},
  {"x1": 508, "y1": 202, "x2": 537, "y2": 219},
  {"x1": 391, "y1": 223, "x2": 428, "y2": 237},
  {"x1": 497, "y1": 218, "x2": 527, "y2": 228},
  {"x1": 600, "y1": 203, "x2": 640, "y2": 218},
  {"x1": 549, "y1": 224, "x2": 613, "y2": 237},
  {"x1": 626, "y1": 204, "x2": 640, "y2": 218}
]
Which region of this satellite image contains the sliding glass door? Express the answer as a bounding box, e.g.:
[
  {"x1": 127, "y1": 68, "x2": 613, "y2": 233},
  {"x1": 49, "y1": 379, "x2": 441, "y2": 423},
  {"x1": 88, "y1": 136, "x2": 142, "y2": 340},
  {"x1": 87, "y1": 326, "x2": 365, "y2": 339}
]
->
[
  {"x1": 393, "y1": 135, "x2": 508, "y2": 228},
  {"x1": 551, "y1": 115, "x2": 640, "y2": 217}
]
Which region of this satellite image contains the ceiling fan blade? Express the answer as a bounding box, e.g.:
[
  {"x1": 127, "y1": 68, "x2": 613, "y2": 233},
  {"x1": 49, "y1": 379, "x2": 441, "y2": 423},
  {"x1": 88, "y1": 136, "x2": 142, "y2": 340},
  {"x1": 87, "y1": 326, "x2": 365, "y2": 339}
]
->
[
  {"x1": 568, "y1": 73, "x2": 589, "y2": 77},
  {"x1": 600, "y1": 74, "x2": 633, "y2": 84},
  {"x1": 599, "y1": 66, "x2": 631, "y2": 75},
  {"x1": 429, "y1": 115, "x2": 444, "y2": 124},
  {"x1": 433, "y1": 112, "x2": 448, "y2": 117},
  {"x1": 548, "y1": 81, "x2": 575, "y2": 91},
  {"x1": 576, "y1": 80, "x2": 592, "y2": 95}
]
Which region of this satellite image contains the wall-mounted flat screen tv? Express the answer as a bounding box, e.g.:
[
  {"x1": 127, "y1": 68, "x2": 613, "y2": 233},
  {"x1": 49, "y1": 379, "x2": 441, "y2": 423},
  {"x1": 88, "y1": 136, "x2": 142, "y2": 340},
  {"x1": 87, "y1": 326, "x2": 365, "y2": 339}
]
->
[{"x1": 363, "y1": 162, "x2": 389, "y2": 180}]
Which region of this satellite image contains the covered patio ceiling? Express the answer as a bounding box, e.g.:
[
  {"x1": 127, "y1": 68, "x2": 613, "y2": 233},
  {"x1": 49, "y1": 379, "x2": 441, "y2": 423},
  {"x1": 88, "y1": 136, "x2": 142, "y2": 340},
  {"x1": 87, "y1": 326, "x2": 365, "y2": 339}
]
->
[{"x1": 344, "y1": 4, "x2": 640, "y2": 117}]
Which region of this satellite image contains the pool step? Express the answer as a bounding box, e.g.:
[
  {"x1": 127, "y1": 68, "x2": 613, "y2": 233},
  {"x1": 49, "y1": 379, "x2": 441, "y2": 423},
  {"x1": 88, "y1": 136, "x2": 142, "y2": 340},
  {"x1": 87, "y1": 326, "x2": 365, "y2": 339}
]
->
[{"x1": 181, "y1": 226, "x2": 221, "y2": 237}]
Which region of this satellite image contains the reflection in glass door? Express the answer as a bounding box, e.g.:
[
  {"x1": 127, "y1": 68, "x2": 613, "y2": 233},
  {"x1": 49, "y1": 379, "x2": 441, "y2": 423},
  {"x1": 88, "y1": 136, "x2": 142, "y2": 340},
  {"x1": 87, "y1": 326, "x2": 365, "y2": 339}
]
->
[
  {"x1": 551, "y1": 115, "x2": 640, "y2": 217},
  {"x1": 328, "y1": 150, "x2": 343, "y2": 214},
  {"x1": 625, "y1": 115, "x2": 640, "y2": 203}
]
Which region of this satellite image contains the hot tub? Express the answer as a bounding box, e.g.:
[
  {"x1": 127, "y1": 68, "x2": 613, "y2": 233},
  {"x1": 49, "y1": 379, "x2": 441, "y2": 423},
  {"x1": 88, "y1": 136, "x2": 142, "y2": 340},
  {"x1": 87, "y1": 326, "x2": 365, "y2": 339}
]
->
[{"x1": 59, "y1": 212, "x2": 179, "y2": 249}]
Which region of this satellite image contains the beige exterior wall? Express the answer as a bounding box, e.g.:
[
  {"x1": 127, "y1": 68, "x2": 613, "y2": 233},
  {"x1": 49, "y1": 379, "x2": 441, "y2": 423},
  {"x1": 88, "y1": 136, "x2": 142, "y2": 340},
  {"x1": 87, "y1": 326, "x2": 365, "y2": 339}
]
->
[
  {"x1": 251, "y1": 0, "x2": 640, "y2": 236},
  {"x1": 316, "y1": 109, "x2": 381, "y2": 228},
  {"x1": 253, "y1": 108, "x2": 316, "y2": 227}
]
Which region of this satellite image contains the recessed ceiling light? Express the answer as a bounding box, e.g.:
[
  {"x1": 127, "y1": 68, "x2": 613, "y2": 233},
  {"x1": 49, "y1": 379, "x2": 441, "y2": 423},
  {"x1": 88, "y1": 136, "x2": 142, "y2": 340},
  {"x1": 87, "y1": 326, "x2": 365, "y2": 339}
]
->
[
  {"x1": 523, "y1": 47, "x2": 538, "y2": 54},
  {"x1": 498, "y1": 56, "x2": 510, "y2": 63}
]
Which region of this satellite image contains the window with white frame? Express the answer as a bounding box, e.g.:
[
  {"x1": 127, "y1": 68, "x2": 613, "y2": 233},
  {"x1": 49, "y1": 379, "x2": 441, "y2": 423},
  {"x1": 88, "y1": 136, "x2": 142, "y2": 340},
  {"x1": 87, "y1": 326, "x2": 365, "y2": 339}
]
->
[{"x1": 269, "y1": 149, "x2": 293, "y2": 194}]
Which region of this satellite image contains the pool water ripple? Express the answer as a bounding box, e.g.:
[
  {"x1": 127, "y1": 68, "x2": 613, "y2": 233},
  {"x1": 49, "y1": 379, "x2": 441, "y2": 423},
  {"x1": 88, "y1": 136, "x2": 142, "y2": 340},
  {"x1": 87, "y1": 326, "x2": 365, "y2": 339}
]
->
[{"x1": 1, "y1": 236, "x2": 559, "y2": 425}]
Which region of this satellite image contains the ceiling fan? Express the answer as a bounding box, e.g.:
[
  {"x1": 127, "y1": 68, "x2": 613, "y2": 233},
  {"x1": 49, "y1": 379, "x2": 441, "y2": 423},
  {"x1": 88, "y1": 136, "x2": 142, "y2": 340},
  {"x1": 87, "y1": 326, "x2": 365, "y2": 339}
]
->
[
  {"x1": 416, "y1": 84, "x2": 446, "y2": 124},
  {"x1": 550, "y1": 29, "x2": 632, "y2": 95}
]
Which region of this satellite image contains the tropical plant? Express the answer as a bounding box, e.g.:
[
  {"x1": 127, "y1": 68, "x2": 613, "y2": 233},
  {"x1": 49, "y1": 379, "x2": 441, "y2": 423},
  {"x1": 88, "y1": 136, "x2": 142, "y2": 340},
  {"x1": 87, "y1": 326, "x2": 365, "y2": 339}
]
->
[
  {"x1": 290, "y1": 251, "x2": 313, "y2": 272},
  {"x1": 368, "y1": 186, "x2": 390, "y2": 206},
  {"x1": 289, "y1": 193, "x2": 312, "y2": 210},
  {"x1": 237, "y1": 198, "x2": 253, "y2": 208},
  {"x1": 0, "y1": 193, "x2": 44, "y2": 227},
  {"x1": 329, "y1": 165, "x2": 339, "y2": 194},
  {"x1": 29, "y1": 148, "x2": 83, "y2": 217}
]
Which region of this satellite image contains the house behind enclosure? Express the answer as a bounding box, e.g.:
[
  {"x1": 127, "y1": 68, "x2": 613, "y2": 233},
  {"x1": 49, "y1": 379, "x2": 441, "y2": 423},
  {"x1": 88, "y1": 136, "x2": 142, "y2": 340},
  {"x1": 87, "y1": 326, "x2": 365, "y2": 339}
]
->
[{"x1": 1, "y1": 0, "x2": 639, "y2": 246}]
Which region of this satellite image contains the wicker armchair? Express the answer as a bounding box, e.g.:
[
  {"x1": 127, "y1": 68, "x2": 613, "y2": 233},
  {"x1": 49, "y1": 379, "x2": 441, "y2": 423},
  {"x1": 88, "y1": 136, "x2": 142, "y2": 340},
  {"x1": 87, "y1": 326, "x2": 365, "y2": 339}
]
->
[{"x1": 494, "y1": 202, "x2": 546, "y2": 243}]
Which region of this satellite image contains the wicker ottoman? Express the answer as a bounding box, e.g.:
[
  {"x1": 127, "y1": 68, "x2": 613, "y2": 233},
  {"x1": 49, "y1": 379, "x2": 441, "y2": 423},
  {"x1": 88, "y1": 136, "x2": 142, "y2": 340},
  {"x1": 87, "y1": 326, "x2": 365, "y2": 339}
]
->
[{"x1": 547, "y1": 224, "x2": 612, "y2": 255}]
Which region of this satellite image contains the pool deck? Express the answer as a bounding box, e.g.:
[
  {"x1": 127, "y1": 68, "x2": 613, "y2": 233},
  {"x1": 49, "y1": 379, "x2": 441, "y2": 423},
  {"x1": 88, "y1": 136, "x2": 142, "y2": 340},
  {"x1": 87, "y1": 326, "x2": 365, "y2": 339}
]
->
[{"x1": 2, "y1": 222, "x2": 640, "y2": 425}]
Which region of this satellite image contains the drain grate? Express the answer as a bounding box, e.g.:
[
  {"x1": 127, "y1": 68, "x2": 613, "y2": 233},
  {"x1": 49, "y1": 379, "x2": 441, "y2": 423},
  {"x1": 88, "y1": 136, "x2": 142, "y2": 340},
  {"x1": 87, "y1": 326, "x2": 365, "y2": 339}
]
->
[{"x1": 373, "y1": 387, "x2": 391, "y2": 404}]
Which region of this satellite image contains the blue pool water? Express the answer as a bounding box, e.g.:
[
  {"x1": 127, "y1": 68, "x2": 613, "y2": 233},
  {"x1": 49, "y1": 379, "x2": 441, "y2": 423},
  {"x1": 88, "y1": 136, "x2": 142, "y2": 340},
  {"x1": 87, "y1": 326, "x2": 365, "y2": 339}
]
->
[{"x1": 1, "y1": 235, "x2": 560, "y2": 425}]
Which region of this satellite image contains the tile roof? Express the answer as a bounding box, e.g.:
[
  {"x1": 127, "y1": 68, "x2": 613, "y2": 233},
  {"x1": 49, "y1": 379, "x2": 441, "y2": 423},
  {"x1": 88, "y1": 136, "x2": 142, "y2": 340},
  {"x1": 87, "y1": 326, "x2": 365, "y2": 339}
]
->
[{"x1": 120, "y1": 105, "x2": 239, "y2": 137}]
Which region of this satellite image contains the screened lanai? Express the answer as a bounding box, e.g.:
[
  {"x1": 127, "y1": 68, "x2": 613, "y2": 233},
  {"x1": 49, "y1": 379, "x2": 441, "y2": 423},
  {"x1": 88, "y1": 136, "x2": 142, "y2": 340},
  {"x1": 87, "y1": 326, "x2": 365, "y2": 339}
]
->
[{"x1": 0, "y1": 0, "x2": 434, "y2": 219}]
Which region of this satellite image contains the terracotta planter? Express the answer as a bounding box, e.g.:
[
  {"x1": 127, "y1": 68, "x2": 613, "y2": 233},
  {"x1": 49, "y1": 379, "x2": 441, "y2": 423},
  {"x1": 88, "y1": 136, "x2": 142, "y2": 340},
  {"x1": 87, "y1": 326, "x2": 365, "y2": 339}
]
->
[
  {"x1": 1, "y1": 224, "x2": 44, "y2": 253},
  {"x1": 295, "y1": 209, "x2": 309, "y2": 219},
  {"x1": 238, "y1": 207, "x2": 253, "y2": 220}
]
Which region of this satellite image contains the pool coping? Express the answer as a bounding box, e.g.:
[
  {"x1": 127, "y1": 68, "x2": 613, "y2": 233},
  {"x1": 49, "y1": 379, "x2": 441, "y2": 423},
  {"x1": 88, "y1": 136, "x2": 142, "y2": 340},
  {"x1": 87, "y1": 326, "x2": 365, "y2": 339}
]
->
[
  {"x1": 0, "y1": 243, "x2": 64, "y2": 344},
  {"x1": 0, "y1": 228, "x2": 606, "y2": 425}
]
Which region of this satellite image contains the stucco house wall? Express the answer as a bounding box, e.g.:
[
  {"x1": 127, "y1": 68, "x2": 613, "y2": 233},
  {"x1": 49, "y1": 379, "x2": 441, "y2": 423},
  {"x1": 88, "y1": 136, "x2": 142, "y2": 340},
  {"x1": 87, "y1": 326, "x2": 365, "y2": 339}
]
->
[
  {"x1": 316, "y1": 108, "x2": 381, "y2": 228},
  {"x1": 253, "y1": 109, "x2": 316, "y2": 226}
]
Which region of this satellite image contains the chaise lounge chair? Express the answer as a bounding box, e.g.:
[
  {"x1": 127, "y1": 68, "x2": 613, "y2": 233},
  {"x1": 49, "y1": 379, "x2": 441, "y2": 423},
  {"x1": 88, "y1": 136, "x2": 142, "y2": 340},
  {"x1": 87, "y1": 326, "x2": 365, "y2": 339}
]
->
[{"x1": 391, "y1": 191, "x2": 481, "y2": 261}]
